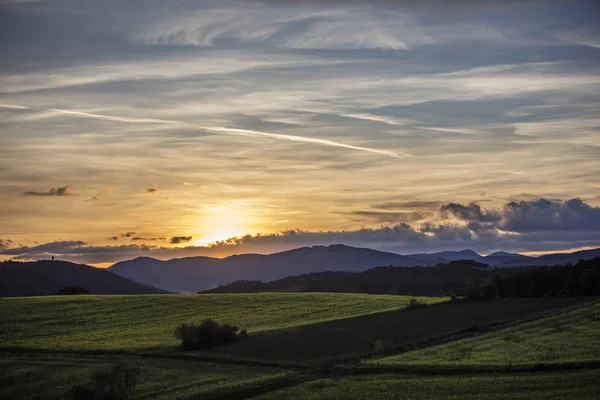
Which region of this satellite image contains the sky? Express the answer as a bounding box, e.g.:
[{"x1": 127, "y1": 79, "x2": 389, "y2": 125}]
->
[{"x1": 1, "y1": 0, "x2": 599, "y2": 266}]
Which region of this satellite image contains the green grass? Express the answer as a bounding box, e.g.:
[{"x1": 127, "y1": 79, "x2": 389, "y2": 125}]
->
[
  {"x1": 253, "y1": 371, "x2": 600, "y2": 400},
  {"x1": 0, "y1": 293, "x2": 444, "y2": 351},
  {"x1": 368, "y1": 302, "x2": 600, "y2": 367},
  {"x1": 0, "y1": 353, "x2": 292, "y2": 400}
]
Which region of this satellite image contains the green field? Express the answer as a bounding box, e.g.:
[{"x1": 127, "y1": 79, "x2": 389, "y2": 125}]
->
[
  {"x1": 0, "y1": 293, "x2": 442, "y2": 351},
  {"x1": 253, "y1": 371, "x2": 600, "y2": 400},
  {"x1": 368, "y1": 302, "x2": 600, "y2": 367},
  {"x1": 0, "y1": 353, "x2": 292, "y2": 400}
]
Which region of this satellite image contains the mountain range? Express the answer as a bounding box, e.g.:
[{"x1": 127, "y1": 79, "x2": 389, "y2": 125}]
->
[
  {"x1": 108, "y1": 244, "x2": 600, "y2": 293},
  {"x1": 0, "y1": 260, "x2": 168, "y2": 297}
]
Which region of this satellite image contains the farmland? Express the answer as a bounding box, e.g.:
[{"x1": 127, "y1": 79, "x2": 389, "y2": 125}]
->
[
  {"x1": 0, "y1": 293, "x2": 435, "y2": 351},
  {"x1": 369, "y1": 302, "x2": 600, "y2": 367},
  {"x1": 254, "y1": 371, "x2": 600, "y2": 400},
  {"x1": 0, "y1": 293, "x2": 598, "y2": 399},
  {"x1": 0, "y1": 353, "x2": 293, "y2": 400}
]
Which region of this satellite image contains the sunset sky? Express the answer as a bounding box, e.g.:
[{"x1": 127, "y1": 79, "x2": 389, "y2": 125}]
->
[{"x1": 1, "y1": 0, "x2": 599, "y2": 266}]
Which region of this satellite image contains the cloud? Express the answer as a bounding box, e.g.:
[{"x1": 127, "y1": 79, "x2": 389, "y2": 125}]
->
[
  {"x1": 0, "y1": 239, "x2": 12, "y2": 249},
  {"x1": 350, "y1": 211, "x2": 425, "y2": 223},
  {"x1": 146, "y1": 186, "x2": 159, "y2": 194},
  {"x1": 1, "y1": 240, "x2": 87, "y2": 256},
  {"x1": 5, "y1": 197, "x2": 600, "y2": 264},
  {"x1": 500, "y1": 198, "x2": 600, "y2": 232},
  {"x1": 372, "y1": 201, "x2": 444, "y2": 210},
  {"x1": 22, "y1": 185, "x2": 76, "y2": 197},
  {"x1": 440, "y1": 201, "x2": 500, "y2": 223},
  {"x1": 131, "y1": 237, "x2": 165, "y2": 242},
  {"x1": 170, "y1": 236, "x2": 193, "y2": 244}
]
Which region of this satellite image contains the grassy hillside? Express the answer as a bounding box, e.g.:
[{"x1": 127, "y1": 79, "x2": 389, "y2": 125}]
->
[
  {"x1": 369, "y1": 302, "x2": 600, "y2": 366},
  {"x1": 254, "y1": 371, "x2": 600, "y2": 400},
  {"x1": 0, "y1": 260, "x2": 167, "y2": 297},
  {"x1": 0, "y1": 293, "x2": 442, "y2": 351},
  {"x1": 0, "y1": 353, "x2": 292, "y2": 400}
]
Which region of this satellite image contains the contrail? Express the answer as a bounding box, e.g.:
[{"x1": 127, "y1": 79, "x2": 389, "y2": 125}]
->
[
  {"x1": 0, "y1": 103, "x2": 177, "y2": 124},
  {"x1": 206, "y1": 127, "x2": 412, "y2": 159},
  {"x1": 2, "y1": 103, "x2": 411, "y2": 159}
]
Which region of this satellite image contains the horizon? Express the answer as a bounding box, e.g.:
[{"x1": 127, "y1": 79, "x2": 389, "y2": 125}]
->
[
  {"x1": 4, "y1": 243, "x2": 598, "y2": 269},
  {"x1": 1, "y1": 0, "x2": 599, "y2": 265}
]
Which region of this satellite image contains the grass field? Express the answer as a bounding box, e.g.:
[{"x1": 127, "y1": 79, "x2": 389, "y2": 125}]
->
[
  {"x1": 253, "y1": 371, "x2": 600, "y2": 400},
  {"x1": 0, "y1": 353, "x2": 293, "y2": 400},
  {"x1": 0, "y1": 293, "x2": 442, "y2": 351},
  {"x1": 208, "y1": 297, "x2": 592, "y2": 363},
  {"x1": 369, "y1": 302, "x2": 600, "y2": 367}
]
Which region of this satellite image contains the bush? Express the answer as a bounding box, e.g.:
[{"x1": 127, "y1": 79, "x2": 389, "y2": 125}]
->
[
  {"x1": 57, "y1": 286, "x2": 89, "y2": 295},
  {"x1": 373, "y1": 340, "x2": 394, "y2": 356},
  {"x1": 403, "y1": 298, "x2": 430, "y2": 311},
  {"x1": 174, "y1": 319, "x2": 245, "y2": 350},
  {"x1": 71, "y1": 363, "x2": 139, "y2": 400}
]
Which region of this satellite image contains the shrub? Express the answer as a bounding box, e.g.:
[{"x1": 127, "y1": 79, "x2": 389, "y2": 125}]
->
[
  {"x1": 174, "y1": 319, "x2": 244, "y2": 350},
  {"x1": 71, "y1": 363, "x2": 139, "y2": 400},
  {"x1": 403, "y1": 298, "x2": 430, "y2": 311},
  {"x1": 57, "y1": 286, "x2": 89, "y2": 295},
  {"x1": 373, "y1": 340, "x2": 394, "y2": 356}
]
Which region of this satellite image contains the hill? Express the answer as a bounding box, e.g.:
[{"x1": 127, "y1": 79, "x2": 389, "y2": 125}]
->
[
  {"x1": 205, "y1": 257, "x2": 600, "y2": 297},
  {"x1": 109, "y1": 244, "x2": 419, "y2": 292},
  {"x1": 202, "y1": 260, "x2": 492, "y2": 296},
  {"x1": 108, "y1": 244, "x2": 600, "y2": 293},
  {"x1": 0, "y1": 260, "x2": 167, "y2": 297},
  {"x1": 0, "y1": 293, "x2": 439, "y2": 351}
]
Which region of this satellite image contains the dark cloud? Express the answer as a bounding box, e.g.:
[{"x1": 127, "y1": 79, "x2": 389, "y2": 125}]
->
[
  {"x1": 109, "y1": 236, "x2": 119, "y2": 241},
  {"x1": 146, "y1": 184, "x2": 159, "y2": 194},
  {"x1": 0, "y1": 239, "x2": 12, "y2": 249},
  {"x1": 500, "y1": 198, "x2": 600, "y2": 232},
  {"x1": 1, "y1": 241, "x2": 87, "y2": 256},
  {"x1": 440, "y1": 201, "x2": 500, "y2": 223},
  {"x1": 22, "y1": 185, "x2": 76, "y2": 197},
  {"x1": 170, "y1": 236, "x2": 193, "y2": 244},
  {"x1": 131, "y1": 237, "x2": 165, "y2": 242},
  {"x1": 121, "y1": 232, "x2": 136, "y2": 238}
]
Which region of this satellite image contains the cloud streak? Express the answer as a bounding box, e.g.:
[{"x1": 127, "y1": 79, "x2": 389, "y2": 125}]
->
[{"x1": 206, "y1": 127, "x2": 411, "y2": 158}]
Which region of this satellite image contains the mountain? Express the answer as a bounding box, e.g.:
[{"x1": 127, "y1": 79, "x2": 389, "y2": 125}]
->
[
  {"x1": 109, "y1": 244, "x2": 421, "y2": 293},
  {"x1": 108, "y1": 244, "x2": 600, "y2": 293},
  {"x1": 0, "y1": 260, "x2": 168, "y2": 297},
  {"x1": 408, "y1": 249, "x2": 482, "y2": 262}
]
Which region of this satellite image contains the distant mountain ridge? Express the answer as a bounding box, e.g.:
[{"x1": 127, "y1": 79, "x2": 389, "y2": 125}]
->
[
  {"x1": 108, "y1": 244, "x2": 600, "y2": 293},
  {"x1": 0, "y1": 260, "x2": 168, "y2": 297}
]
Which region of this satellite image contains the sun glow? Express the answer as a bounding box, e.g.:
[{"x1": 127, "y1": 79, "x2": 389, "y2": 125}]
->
[{"x1": 191, "y1": 204, "x2": 258, "y2": 247}]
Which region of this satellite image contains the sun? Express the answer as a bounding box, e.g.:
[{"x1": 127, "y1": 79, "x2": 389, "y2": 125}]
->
[
  {"x1": 193, "y1": 226, "x2": 247, "y2": 246},
  {"x1": 190, "y1": 204, "x2": 256, "y2": 246}
]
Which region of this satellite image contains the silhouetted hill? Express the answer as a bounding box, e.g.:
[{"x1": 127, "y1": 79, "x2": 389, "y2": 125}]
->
[
  {"x1": 108, "y1": 244, "x2": 600, "y2": 293},
  {"x1": 0, "y1": 260, "x2": 168, "y2": 297},
  {"x1": 408, "y1": 249, "x2": 482, "y2": 262},
  {"x1": 202, "y1": 259, "x2": 492, "y2": 296},
  {"x1": 203, "y1": 257, "x2": 600, "y2": 298},
  {"x1": 109, "y1": 244, "x2": 420, "y2": 292}
]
